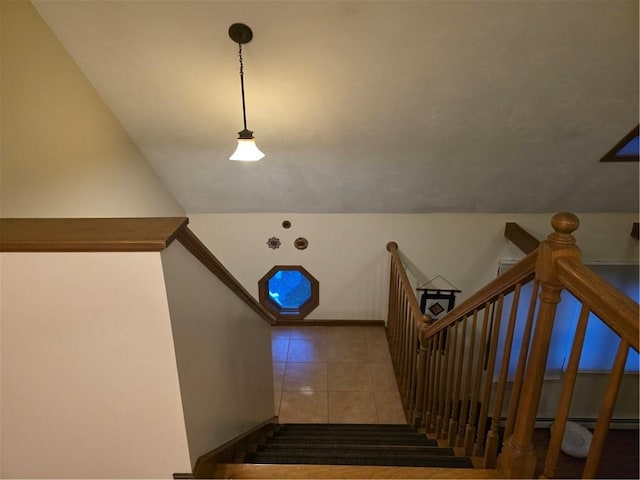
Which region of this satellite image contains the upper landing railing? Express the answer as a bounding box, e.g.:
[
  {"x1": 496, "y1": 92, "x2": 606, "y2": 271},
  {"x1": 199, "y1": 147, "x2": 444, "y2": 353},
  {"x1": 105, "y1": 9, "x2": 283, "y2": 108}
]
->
[{"x1": 386, "y1": 213, "x2": 639, "y2": 479}]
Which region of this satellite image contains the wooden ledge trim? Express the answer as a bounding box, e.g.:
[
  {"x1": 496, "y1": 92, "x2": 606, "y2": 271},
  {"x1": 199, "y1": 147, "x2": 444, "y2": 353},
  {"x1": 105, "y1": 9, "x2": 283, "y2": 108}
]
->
[
  {"x1": 0, "y1": 217, "x2": 188, "y2": 252},
  {"x1": 504, "y1": 222, "x2": 540, "y2": 254}
]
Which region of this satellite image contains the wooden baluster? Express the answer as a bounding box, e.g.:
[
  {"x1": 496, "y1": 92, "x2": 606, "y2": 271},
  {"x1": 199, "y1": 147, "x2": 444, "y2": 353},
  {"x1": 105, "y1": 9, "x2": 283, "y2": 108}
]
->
[
  {"x1": 473, "y1": 295, "x2": 504, "y2": 457},
  {"x1": 408, "y1": 318, "x2": 418, "y2": 419},
  {"x1": 582, "y1": 339, "x2": 630, "y2": 479},
  {"x1": 399, "y1": 296, "x2": 408, "y2": 400},
  {"x1": 419, "y1": 334, "x2": 432, "y2": 428},
  {"x1": 436, "y1": 325, "x2": 452, "y2": 438},
  {"x1": 504, "y1": 280, "x2": 539, "y2": 441},
  {"x1": 441, "y1": 321, "x2": 458, "y2": 439},
  {"x1": 542, "y1": 303, "x2": 590, "y2": 479},
  {"x1": 426, "y1": 333, "x2": 439, "y2": 433},
  {"x1": 498, "y1": 213, "x2": 581, "y2": 479},
  {"x1": 402, "y1": 298, "x2": 412, "y2": 403},
  {"x1": 465, "y1": 304, "x2": 490, "y2": 456},
  {"x1": 457, "y1": 310, "x2": 477, "y2": 447},
  {"x1": 389, "y1": 270, "x2": 398, "y2": 366},
  {"x1": 485, "y1": 286, "x2": 521, "y2": 468},
  {"x1": 432, "y1": 331, "x2": 444, "y2": 434},
  {"x1": 449, "y1": 314, "x2": 467, "y2": 446},
  {"x1": 413, "y1": 321, "x2": 430, "y2": 427}
]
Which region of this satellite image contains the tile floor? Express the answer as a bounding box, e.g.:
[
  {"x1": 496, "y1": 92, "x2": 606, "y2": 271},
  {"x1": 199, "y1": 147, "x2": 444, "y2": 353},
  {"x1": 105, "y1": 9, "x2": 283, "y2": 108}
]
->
[{"x1": 272, "y1": 325, "x2": 407, "y2": 424}]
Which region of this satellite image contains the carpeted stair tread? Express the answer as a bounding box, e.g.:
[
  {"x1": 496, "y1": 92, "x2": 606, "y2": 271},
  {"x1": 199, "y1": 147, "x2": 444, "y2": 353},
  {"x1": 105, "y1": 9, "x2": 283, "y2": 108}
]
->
[
  {"x1": 239, "y1": 423, "x2": 473, "y2": 470},
  {"x1": 258, "y1": 444, "x2": 456, "y2": 456},
  {"x1": 244, "y1": 451, "x2": 473, "y2": 468},
  {"x1": 266, "y1": 435, "x2": 438, "y2": 446},
  {"x1": 278, "y1": 424, "x2": 415, "y2": 431}
]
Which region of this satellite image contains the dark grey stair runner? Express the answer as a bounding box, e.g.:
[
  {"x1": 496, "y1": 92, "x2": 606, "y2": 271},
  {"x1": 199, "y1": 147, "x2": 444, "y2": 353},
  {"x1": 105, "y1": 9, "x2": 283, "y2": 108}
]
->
[{"x1": 243, "y1": 424, "x2": 473, "y2": 469}]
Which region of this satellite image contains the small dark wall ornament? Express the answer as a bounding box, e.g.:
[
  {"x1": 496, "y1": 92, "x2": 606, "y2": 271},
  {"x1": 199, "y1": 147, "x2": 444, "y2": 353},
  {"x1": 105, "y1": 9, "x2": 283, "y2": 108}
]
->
[
  {"x1": 294, "y1": 237, "x2": 308, "y2": 250},
  {"x1": 416, "y1": 275, "x2": 460, "y2": 320},
  {"x1": 282, "y1": 220, "x2": 291, "y2": 229},
  {"x1": 267, "y1": 237, "x2": 281, "y2": 249}
]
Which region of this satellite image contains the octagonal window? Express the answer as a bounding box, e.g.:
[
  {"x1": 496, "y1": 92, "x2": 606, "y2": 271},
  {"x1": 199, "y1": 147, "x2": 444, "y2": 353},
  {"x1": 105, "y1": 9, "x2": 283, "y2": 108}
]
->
[{"x1": 259, "y1": 265, "x2": 319, "y2": 321}]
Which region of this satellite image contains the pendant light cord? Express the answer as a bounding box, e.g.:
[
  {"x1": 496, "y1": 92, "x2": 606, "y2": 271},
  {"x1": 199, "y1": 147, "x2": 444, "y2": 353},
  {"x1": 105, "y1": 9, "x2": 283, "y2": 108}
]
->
[{"x1": 238, "y1": 43, "x2": 248, "y2": 131}]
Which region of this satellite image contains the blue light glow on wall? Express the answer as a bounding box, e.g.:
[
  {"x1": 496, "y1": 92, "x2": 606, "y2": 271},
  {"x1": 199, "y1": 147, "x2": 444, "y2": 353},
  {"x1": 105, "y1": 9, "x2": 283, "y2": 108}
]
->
[
  {"x1": 496, "y1": 263, "x2": 639, "y2": 378},
  {"x1": 268, "y1": 270, "x2": 312, "y2": 309}
]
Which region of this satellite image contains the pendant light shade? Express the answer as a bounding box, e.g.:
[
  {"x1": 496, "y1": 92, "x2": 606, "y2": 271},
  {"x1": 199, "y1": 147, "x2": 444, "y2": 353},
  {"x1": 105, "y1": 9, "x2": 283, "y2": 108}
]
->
[
  {"x1": 230, "y1": 129, "x2": 265, "y2": 161},
  {"x1": 228, "y1": 23, "x2": 264, "y2": 161}
]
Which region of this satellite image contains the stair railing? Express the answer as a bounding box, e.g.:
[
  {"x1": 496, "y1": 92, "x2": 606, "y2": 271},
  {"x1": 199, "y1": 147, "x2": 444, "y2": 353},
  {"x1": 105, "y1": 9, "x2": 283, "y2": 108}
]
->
[
  {"x1": 385, "y1": 241, "x2": 432, "y2": 424},
  {"x1": 386, "y1": 213, "x2": 639, "y2": 479}
]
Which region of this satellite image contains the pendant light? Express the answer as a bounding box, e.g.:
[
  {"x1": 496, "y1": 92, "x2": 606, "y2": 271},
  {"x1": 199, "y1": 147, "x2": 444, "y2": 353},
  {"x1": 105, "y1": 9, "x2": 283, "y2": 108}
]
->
[{"x1": 228, "y1": 23, "x2": 265, "y2": 161}]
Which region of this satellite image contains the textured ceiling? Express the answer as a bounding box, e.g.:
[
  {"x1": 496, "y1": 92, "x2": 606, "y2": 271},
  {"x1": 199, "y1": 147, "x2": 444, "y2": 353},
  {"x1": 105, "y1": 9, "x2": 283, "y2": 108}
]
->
[{"x1": 34, "y1": 0, "x2": 639, "y2": 213}]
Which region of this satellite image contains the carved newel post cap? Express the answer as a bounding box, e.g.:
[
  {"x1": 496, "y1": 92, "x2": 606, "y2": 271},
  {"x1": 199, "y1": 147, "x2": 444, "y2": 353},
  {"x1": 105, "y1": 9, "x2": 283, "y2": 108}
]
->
[
  {"x1": 551, "y1": 212, "x2": 580, "y2": 234},
  {"x1": 386, "y1": 241, "x2": 399, "y2": 252},
  {"x1": 549, "y1": 212, "x2": 580, "y2": 245}
]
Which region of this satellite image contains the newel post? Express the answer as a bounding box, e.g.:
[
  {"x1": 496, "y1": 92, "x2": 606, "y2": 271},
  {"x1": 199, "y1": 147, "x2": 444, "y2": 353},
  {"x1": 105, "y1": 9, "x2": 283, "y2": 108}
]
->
[{"x1": 497, "y1": 213, "x2": 581, "y2": 479}]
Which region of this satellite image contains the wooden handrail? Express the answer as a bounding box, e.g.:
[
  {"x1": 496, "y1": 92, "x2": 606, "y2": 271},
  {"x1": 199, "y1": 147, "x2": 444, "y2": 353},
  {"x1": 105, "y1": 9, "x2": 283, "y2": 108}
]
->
[
  {"x1": 422, "y1": 250, "x2": 538, "y2": 339},
  {"x1": 0, "y1": 217, "x2": 275, "y2": 325},
  {"x1": 557, "y1": 256, "x2": 639, "y2": 352},
  {"x1": 386, "y1": 241, "x2": 429, "y2": 329},
  {"x1": 177, "y1": 227, "x2": 275, "y2": 325}
]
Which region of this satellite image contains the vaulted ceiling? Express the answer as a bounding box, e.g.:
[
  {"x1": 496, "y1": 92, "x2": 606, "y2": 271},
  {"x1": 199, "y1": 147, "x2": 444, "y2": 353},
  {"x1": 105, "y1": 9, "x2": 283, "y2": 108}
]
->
[{"x1": 33, "y1": 0, "x2": 639, "y2": 213}]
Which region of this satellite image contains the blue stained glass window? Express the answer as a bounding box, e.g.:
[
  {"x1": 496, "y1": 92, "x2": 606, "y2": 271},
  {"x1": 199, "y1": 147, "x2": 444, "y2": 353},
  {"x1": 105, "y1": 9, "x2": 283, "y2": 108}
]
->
[
  {"x1": 268, "y1": 270, "x2": 312, "y2": 309},
  {"x1": 617, "y1": 136, "x2": 639, "y2": 156}
]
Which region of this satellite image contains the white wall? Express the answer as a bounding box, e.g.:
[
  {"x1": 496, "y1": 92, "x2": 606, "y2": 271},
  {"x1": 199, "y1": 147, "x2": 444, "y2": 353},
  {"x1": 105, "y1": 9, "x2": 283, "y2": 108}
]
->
[
  {"x1": 0, "y1": 252, "x2": 191, "y2": 479},
  {"x1": 187, "y1": 213, "x2": 639, "y2": 321},
  {"x1": 161, "y1": 241, "x2": 274, "y2": 466},
  {"x1": 0, "y1": 0, "x2": 184, "y2": 218}
]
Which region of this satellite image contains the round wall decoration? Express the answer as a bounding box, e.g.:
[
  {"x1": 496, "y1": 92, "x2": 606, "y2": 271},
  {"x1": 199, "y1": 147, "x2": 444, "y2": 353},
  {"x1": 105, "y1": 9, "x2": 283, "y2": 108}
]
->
[
  {"x1": 267, "y1": 237, "x2": 281, "y2": 249},
  {"x1": 294, "y1": 237, "x2": 308, "y2": 250},
  {"x1": 282, "y1": 220, "x2": 291, "y2": 229}
]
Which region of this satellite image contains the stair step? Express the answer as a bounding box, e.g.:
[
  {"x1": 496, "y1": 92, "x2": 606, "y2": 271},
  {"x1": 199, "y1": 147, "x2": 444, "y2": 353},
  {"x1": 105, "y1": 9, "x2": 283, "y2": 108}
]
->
[
  {"x1": 259, "y1": 443, "x2": 454, "y2": 456},
  {"x1": 267, "y1": 435, "x2": 437, "y2": 446},
  {"x1": 278, "y1": 423, "x2": 415, "y2": 432},
  {"x1": 213, "y1": 463, "x2": 501, "y2": 479},
  {"x1": 245, "y1": 451, "x2": 474, "y2": 468}
]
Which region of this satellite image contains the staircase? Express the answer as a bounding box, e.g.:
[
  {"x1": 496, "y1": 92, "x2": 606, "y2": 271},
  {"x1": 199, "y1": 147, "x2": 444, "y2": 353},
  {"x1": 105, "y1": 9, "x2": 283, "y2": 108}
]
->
[{"x1": 211, "y1": 424, "x2": 500, "y2": 478}]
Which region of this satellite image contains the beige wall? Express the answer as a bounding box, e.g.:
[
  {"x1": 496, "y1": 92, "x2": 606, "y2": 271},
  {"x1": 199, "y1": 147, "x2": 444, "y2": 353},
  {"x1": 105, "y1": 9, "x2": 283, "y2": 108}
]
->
[
  {"x1": 187, "y1": 213, "x2": 639, "y2": 321},
  {"x1": 0, "y1": 0, "x2": 184, "y2": 218},
  {"x1": 161, "y1": 241, "x2": 274, "y2": 467},
  {"x1": 0, "y1": 252, "x2": 191, "y2": 478}
]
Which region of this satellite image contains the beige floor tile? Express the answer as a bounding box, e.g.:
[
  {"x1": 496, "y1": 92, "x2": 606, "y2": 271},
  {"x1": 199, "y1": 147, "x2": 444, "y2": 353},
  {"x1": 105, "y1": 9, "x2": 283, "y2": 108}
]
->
[
  {"x1": 367, "y1": 339, "x2": 392, "y2": 362},
  {"x1": 374, "y1": 390, "x2": 407, "y2": 424},
  {"x1": 287, "y1": 338, "x2": 328, "y2": 362},
  {"x1": 283, "y1": 362, "x2": 327, "y2": 391},
  {"x1": 370, "y1": 361, "x2": 399, "y2": 391},
  {"x1": 274, "y1": 390, "x2": 282, "y2": 416},
  {"x1": 271, "y1": 327, "x2": 291, "y2": 340},
  {"x1": 273, "y1": 362, "x2": 286, "y2": 390},
  {"x1": 328, "y1": 338, "x2": 369, "y2": 363},
  {"x1": 327, "y1": 326, "x2": 368, "y2": 341},
  {"x1": 328, "y1": 363, "x2": 373, "y2": 391},
  {"x1": 272, "y1": 338, "x2": 289, "y2": 362},
  {"x1": 364, "y1": 327, "x2": 388, "y2": 342},
  {"x1": 287, "y1": 326, "x2": 328, "y2": 340},
  {"x1": 279, "y1": 391, "x2": 328, "y2": 423},
  {"x1": 328, "y1": 391, "x2": 378, "y2": 423}
]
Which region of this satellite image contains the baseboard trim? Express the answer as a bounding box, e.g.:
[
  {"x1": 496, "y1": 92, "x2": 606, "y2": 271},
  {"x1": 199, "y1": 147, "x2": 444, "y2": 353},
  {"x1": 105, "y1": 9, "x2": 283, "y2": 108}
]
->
[
  {"x1": 535, "y1": 417, "x2": 639, "y2": 429},
  {"x1": 272, "y1": 319, "x2": 385, "y2": 327},
  {"x1": 191, "y1": 416, "x2": 279, "y2": 478}
]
